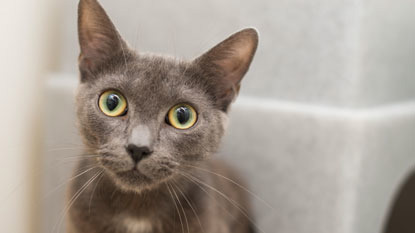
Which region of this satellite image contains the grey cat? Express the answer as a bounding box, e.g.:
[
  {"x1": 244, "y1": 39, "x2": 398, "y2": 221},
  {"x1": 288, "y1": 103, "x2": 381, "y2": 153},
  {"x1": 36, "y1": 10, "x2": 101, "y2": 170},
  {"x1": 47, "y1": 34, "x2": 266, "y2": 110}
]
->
[{"x1": 67, "y1": 0, "x2": 258, "y2": 232}]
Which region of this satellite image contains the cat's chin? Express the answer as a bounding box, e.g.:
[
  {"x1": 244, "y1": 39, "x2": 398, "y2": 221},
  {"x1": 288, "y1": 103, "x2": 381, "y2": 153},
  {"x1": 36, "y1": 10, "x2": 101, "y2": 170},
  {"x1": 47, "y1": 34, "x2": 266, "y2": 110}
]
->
[{"x1": 106, "y1": 169, "x2": 163, "y2": 193}]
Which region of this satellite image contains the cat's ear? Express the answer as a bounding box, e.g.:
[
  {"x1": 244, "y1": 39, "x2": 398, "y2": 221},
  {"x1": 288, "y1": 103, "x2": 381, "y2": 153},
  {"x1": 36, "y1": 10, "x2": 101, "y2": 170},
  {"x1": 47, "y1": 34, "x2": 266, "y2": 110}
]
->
[
  {"x1": 78, "y1": 0, "x2": 127, "y2": 80},
  {"x1": 194, "y1": 28, "x2": 258, "y2": 112}
]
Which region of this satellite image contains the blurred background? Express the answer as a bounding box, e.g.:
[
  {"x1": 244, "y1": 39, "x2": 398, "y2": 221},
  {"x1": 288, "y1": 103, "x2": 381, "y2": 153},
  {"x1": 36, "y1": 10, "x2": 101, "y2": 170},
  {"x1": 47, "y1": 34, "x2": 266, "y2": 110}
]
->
[{"x1": 0, "y1": 0, "x2": 414, "y2": 232}]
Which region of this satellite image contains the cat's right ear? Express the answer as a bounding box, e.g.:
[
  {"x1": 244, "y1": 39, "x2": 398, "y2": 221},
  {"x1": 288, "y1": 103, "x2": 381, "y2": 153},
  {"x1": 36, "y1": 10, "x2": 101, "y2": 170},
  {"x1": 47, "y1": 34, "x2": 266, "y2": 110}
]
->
[
  {"x1": 193, "y1": 28, "x2": 258, "y2": 112},
  {"x1": 78, "y1": 0, "x2": 127, "y2": 81}
]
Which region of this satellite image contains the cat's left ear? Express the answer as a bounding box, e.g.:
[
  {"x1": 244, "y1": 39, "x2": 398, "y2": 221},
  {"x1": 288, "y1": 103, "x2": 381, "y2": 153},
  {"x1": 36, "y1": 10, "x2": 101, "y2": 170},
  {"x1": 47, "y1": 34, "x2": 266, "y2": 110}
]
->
[
  {"x1": 194, "y1": 28, "x2": 258, "y2": 112},
  {"x1": 78, "y1": 0, "x2": 128, "y2": 80}
]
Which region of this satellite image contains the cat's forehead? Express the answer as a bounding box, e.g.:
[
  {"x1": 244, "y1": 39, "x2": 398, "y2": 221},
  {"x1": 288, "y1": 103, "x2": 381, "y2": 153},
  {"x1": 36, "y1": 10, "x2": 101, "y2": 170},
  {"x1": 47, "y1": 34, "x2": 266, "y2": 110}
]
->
[
  {"x1": 129, "y1": 55, "x2": 190, "y2": 88},
  {"x1": 85, "y1": 54, "x2": 210, "y2": 113}
]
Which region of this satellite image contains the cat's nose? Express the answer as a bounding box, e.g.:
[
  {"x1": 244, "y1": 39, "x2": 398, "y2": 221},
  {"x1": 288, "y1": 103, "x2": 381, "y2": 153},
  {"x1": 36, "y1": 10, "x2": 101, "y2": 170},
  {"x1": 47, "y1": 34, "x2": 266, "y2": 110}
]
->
[{"x1": 126, "y1": 144, "x2": 152, "y2": 164}]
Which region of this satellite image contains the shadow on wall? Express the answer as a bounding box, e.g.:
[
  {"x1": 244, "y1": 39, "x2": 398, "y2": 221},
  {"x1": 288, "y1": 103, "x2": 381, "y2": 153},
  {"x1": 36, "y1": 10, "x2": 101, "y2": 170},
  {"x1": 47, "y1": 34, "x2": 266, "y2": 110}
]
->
[{"x1": 384, "y1": 169, "x2": 415, "y2": 233}]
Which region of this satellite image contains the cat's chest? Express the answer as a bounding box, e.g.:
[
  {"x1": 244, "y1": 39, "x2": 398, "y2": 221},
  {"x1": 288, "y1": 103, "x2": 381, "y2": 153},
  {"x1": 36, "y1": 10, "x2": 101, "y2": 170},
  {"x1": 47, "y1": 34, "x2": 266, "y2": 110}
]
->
[{"x1": 117, "y1": 215, "x2": 154, "y2": 233}]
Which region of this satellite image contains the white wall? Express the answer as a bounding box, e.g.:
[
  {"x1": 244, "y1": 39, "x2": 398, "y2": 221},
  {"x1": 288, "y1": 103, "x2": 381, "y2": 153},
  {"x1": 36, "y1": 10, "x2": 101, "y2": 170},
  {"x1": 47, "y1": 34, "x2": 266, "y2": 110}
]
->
[{"x1": 0, "y1": 0, "x2": 60, "y2": 232}]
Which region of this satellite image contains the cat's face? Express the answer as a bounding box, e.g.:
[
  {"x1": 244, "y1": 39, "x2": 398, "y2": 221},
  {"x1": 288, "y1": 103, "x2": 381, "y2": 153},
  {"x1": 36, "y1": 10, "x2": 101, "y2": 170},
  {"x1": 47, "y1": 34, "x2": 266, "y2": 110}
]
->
[
  {"x1": 76, "y1": 0, "x2": 258, "y2": 192},
  {"x1": 76, "y1": 56, "x2": 227, "y2": 191}
]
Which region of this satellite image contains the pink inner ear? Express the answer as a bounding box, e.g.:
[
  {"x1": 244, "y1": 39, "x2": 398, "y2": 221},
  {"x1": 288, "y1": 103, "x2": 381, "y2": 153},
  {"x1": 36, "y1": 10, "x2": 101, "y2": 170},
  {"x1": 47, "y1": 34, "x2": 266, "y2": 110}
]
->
[
  {"x1": 219, "y1": 58, "x2": 244, "y2": 85},
  {"x1": 194, "y1": 28, "x2": 258, "y2": 111},
  {"x1": 215, "y1": 37, "x2": 257, "y2": 85},
  {"x1": 79, "y1": 19, "x2": 119, "y2": 59},
  {"x1": 78, "y1": 0, "x2": 127, "y2": 75}
]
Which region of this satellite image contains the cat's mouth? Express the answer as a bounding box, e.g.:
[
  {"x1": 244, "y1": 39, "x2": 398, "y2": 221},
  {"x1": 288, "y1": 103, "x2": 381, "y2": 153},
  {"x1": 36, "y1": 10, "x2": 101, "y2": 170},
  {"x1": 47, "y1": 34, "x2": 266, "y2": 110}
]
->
[
  {"x1": 109, "y1": 168, "x2": 155, "y2": 191},
  {"x1": 98, "y1": 151, "x2": 177, "y2": 191},
  {"x1": 116, "y1": 169, "x2": 152, "y2": 180}
]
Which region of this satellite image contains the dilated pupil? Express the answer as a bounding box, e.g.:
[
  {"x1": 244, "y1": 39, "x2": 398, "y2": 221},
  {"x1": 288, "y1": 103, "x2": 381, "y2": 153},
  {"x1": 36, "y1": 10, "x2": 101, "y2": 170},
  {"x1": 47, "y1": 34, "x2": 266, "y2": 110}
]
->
[
  {"x1": 106, "y1": 94, "x2": 120, "y2": 111},
  {"x1": 176, "y1": 107, "x2": 190, "y2": 124}
]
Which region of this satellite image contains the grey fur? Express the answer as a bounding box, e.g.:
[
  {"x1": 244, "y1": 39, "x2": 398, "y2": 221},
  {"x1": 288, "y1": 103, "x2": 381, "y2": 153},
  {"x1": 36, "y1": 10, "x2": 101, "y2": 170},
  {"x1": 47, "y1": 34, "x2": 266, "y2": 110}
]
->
[{"x1": 68, "y1": 0, "x2": 258, "y2": 232}]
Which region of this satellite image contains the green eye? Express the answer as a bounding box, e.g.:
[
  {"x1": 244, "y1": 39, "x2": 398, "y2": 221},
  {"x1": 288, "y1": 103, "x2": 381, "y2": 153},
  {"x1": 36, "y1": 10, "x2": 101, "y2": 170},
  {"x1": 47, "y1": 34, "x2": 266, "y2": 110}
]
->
[
  {"x1": 167, "y1": 104, "x2": 197, "y2": 129},
  {"x1": 98, "y1": 90, "x2": 127, "y2": 117}
]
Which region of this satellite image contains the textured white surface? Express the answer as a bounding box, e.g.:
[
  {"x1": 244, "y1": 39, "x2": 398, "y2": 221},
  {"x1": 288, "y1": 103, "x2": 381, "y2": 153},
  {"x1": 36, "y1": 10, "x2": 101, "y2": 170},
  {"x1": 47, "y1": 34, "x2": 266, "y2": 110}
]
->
[{"x1": 223, "y1": 97, "x2": 415, "y2": 233}]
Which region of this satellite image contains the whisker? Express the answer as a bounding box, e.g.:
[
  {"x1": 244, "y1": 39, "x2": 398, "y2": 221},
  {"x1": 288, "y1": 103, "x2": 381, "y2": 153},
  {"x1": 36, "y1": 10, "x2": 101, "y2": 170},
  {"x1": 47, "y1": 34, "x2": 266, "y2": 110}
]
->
[
  {"x1": 88, "y1": 172, "x2": 105, "y2": 216},
  {"x1": 176, "y1": 172, "x2": 237, "y2": 221},
  {"x1": 58, "y1": 154, "x2": 99, "y2": 159},
  {"x1": 179, "y1": 171, "x2": 266, "y2": 233},
  {"x1": 182, "y1": 164, "x2": 274, "y2": 210},
  {"x1": 0, "y1": 155, "x2": 96, "y2": 209},
  {"x1": 20, "y1": 165, "x2": 100, "y2": 231},
  {"x1": 170, "y1": 182, "x2": 190, "y2": 233},
  {"x1": 52, "y1": 170, "x2": 103, "y2": 233},
  {"x1": 166, "y1": 183, "x2": 185, "y2": 233},
  {"x1": 46, "y1": 146, "x2": 86, "y2": 152},
  {"x1": 55, "y1": 154, "x2": 99, "y2": 163},
  {"x1": 43, "y1": 165, "x2": 99, "y2": 199},
  {"x1": 171, "y1": 178, "x2": 206, "y2": 233},
  {"x1": 44, "y1": 141, "x2": 85, "y2": 148},
  {"x1": 110, "y1": 189, "x2": 118, "y2": 200},
  {"x1": 180, "y1": 170, "x2": 248, "y2": 212}
]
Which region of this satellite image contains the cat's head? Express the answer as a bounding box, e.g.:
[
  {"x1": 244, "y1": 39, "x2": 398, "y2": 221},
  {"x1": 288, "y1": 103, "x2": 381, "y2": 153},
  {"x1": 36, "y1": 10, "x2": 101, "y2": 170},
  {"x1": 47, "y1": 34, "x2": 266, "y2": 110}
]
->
[{"x1": 76, "y1": 0, "x2": 258, "y2": 192}]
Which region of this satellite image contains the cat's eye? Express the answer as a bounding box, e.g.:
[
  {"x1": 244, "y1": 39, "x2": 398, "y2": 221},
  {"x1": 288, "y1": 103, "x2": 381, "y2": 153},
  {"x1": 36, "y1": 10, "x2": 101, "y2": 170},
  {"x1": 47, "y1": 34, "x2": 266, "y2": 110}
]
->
[
  {"x1": 166, "y1": 104, "x2": 197, "y2": 129},
  {"x1": 98, "y1": 90, "x2": 127, "y2": 117}
]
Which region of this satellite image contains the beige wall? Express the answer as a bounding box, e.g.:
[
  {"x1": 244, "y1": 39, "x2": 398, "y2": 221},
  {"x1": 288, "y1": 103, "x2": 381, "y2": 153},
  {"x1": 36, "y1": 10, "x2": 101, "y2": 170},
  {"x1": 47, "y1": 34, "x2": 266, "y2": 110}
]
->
[{"x1": 0, "y1": 0, "x2": 60, "y2": 232}]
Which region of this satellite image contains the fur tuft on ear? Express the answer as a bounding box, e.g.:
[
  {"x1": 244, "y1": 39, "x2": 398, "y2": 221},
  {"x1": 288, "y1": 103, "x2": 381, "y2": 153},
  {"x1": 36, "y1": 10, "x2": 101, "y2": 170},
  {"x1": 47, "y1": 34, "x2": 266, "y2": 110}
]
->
[
  {"x1": 194, "y1": 28, "x2": 258, "y2": 112},
  {"x1": 78, "y1": 0, "x2": 127, "y2": 80}
]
